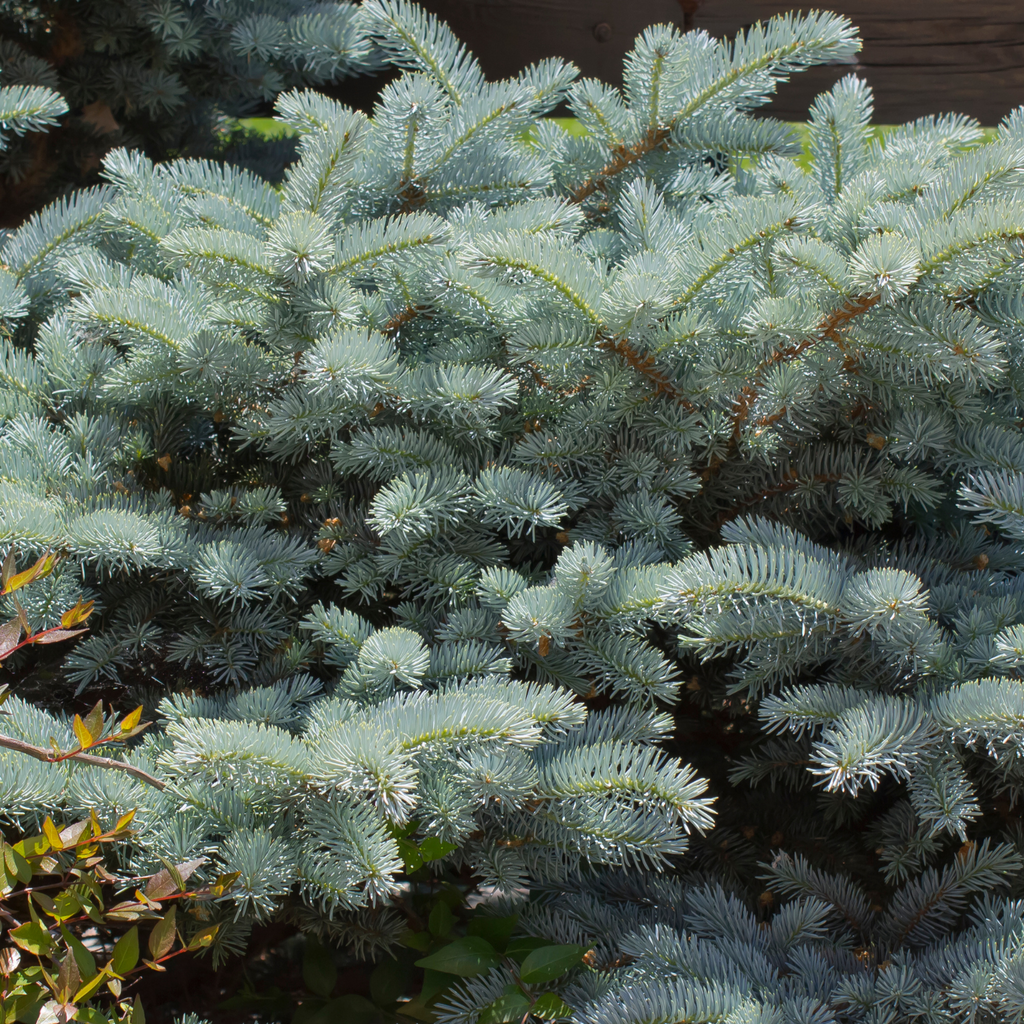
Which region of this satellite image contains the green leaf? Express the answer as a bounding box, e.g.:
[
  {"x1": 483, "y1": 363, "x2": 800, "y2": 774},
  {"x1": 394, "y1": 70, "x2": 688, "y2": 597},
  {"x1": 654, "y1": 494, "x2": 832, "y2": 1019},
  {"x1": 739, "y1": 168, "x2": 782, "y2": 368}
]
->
[
  {"x1": 428, "y1": 900, "x2": 455, "y2": 937},
  {"x1": 478, "y1": 992, "x2": 532, "y2": 1024},
  {"x1": 9, "y1": 920, "x2": 53, "y2": 956},
  {"x1": 292, "y1": 995, "x2": 327, "y2": 1024},
  {"x1": 532, "y1": 992, "x2": 574, "y2": 1020},
  {"x1": 418, "y1": 967, "x2": 452, "y2": 1004},
  {"x1": 417, "y1": 837, "x2": 457, "y2": 862},
  {"x1": 77, "y1": 1008, "x2": 113, "y2": 1024},
  {"x1": 31, "y1": 891, "x2": 58, "y2": 916},
  {"x1": 302, "y1": 994, "x2": 380, "y2": 1024},
  {"x1": 60, "y1": 925, "x2": 97, "y2": 980},
  {"x1": 396, "y1": 838, "x2": 423, "y2": 873},
  {"x1": 518, "y1": 944, "x2": 588, "y2": 985},
  {"x1": 390, "y1": 998, "x2": 433, "y2": 1021},
  {"x1": 369, "y1": 952, "x2": 411, "y2": 1007},
  {"x1": 4, "y1": 842, "x2": 32, "y2": 884},
  {"x1": 302, "y1": 937, "x2": 337, "y2": 998},
  {"x1": 414, "y1": 936, "x2": 499, "y2": 977},
  {"x1": 111, "y1": 927, "x2": 140, "y2": 976},
  {"x1": 387, "y1": 819, "x2": 419, "y2": 839},
  {"x1": 467, "y1": 915, "x2": 518, "y2": 954},
  {"x1": 400, "y1": 929, "x2": 431, "y2": 952},
  {"x1": 505, "y1": 936, "x2": 548, "y2": 963}
]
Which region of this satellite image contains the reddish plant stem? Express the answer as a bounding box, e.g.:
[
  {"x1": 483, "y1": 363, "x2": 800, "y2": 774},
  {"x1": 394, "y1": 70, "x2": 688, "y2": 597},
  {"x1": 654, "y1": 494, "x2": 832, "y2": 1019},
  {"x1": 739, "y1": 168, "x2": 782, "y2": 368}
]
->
[{"x1": 0, "y1": 732, "x2": 165, "y2": 790}]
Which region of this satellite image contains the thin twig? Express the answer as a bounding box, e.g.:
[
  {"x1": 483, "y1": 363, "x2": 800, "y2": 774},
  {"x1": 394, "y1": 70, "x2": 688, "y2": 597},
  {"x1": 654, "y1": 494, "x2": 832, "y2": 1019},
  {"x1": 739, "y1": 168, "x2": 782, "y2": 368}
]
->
[
  {"x1": 729, "y1": 293, "x2": 881, "y2": 441},
  {"x1": 568, "y1": 128, "x2": 673, "y2": 205},
  {"x1": 0, "y1": 732, "x2": 166, "y2": 791},
  {"x1": 599, "y1": 337, "x2": 696, "y2": 408}
]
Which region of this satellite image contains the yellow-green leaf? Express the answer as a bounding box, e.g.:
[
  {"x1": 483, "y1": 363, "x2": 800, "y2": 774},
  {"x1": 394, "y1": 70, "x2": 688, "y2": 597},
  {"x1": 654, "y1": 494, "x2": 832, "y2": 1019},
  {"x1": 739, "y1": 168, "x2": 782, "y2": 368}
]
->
[
  {"x1": 60, "y1": 599, "x2": 94, "y2": 629},
  {"x1": 1, "y1": 547, "x2": 15, "y2": 587},
  {"x1": 83, "y1": 702, "x2": 103, "y2": 743},
  {"x1": 110, "y1": 927, "x2": 139, "y2": 976},
  {"x1": 73, "y1": 970, "x2": 107, "y2": 1003},
  {"x1": 119, "y1": 707, "x2": 143, "y2": 733},
  {"x1": 5, "y1": 842, "x2": 32, "y2": 883},
  {"x1": 52, "y1": 890, "x2": 82, "y2": 922},
  {"x1": 10, "y1": 921, "x2": 53, "y2": 956},
  {"x1": 186, "y1": 925, "x2": 219, "y2": 951},
  {"x1": 208, "y1": 871, "x2": 241, "y2": 896},
  {"x1": 72, "y1": 716, "x2": 93, "y2": 751},
  {"x1": 1, "y1": 550, "x2": 56, "y2": 595},
  {"x1": 42, "y1": 818, "x2": 64, "y2": 852}
]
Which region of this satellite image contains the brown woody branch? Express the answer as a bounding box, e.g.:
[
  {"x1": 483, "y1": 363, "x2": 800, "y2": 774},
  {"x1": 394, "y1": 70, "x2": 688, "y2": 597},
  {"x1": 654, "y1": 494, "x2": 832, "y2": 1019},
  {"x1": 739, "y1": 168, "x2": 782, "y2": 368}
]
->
[
  {"x1": 382, "y1": 302, "x2": 431, "y2": 335},
  {"x1": 568, "y1": 128, "x2": 673, "y2": 206},
  {"x1": 0, "y1": 732, "x2": 166, "y2": 791},
  {"x1": 717, "y1": 472, "x2": 843, "y2": 526},
  {"x1": 598, "y1": 336, "x2": 696, "y2": 409},
  {"x1": 729, "y1": 293, "x2": 880, "y2": 442}
]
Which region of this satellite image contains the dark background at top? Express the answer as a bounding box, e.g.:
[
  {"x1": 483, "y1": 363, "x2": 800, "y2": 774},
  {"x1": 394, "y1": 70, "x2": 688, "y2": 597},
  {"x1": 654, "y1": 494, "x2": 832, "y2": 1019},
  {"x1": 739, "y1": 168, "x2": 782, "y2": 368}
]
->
[{"x1": 417, "y1": 0, "x2": 1024, "y2": 125}]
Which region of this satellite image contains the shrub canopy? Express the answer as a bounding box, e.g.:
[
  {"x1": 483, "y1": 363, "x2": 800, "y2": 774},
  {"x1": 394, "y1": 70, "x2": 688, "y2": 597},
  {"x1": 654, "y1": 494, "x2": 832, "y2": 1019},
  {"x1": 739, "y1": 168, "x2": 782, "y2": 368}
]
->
[{"x1": 4, "y1": 3, "x2": 1024, "y2": 1022}]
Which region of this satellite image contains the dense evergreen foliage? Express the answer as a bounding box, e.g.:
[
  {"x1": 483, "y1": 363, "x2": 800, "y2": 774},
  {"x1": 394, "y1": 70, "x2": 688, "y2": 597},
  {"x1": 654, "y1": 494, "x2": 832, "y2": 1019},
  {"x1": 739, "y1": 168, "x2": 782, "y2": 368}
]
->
[
  {"x1": 0, "y1": 0, "x2": 376, "y2": 218},
  {"x1": 5, "y1": 2, "x2": 1024, "y2": 1021}
]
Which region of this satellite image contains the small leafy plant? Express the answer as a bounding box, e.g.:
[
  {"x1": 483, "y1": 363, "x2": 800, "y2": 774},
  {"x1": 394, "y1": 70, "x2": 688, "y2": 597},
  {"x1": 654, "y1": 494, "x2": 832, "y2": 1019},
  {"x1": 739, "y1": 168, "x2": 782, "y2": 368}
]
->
[
  {"x1": 223, "y1": 834, "x2": 585, "y2": 1024},
  {"x1": 0, "y1": 813, "x2": 236, "y2": 1024},
  {"x1": 0, "y1": 549, "x2": 232, "y2": 1023},
  {"x1": 0, "y1": 549, "x2": 94, "y2": 664},
  {"x1": 406, "y1": 911, "x2": 581, "y2": 1024},
  {"x1": 0, "y1": 549, "x2": 161, "y2": 792}
]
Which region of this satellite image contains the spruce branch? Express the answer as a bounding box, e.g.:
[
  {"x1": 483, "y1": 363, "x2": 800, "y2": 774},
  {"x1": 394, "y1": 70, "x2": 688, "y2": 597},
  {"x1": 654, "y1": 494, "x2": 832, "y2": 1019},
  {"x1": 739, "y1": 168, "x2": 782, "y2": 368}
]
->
[
  {"x1": 598, "y1": 338, "x2": 690, "y2": 406},
  {"x1": 729, "y1": 293, "x2": 880, "y2": 441},
  {"x1": 567, "y1": 127, "x2": 674, "y2": 206},
  {"x1": 567, "y1": 11, "x2": 858, "y2": 203}
]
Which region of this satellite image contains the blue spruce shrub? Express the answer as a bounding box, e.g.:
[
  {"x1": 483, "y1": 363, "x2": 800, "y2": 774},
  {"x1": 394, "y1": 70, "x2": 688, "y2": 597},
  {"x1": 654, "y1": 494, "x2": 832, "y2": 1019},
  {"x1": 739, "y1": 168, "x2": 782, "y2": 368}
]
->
[{"x1": 2, "y1": 3, "x2": 1024, "y2": 1021}]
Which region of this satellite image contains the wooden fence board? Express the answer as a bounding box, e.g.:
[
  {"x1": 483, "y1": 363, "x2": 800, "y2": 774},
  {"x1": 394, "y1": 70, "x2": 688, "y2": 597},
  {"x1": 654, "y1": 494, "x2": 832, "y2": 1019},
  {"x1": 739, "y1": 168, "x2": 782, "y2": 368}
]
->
[
  {"x1": 694, "y1": 1, "x2": 1024, "y2": 122},
  {"x1": 423, "y1": 1, "x2": 1024, "y2": 124}
]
